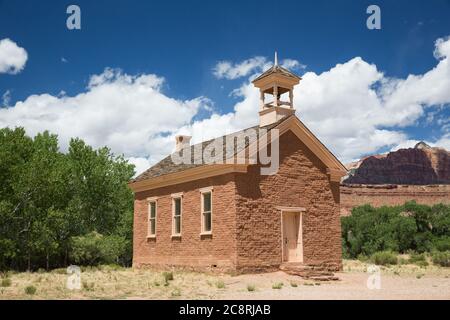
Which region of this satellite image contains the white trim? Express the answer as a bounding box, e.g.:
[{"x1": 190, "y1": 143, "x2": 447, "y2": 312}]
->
[
  {"x1": 200, "y1": 188, "x2": 213, "y2": 235},
  {"x1": 147, "y1": 200, "x2": 157, "y2": 237},
  {"x1": 199, "y1": 186, "x2": 214, "y2": 193},
  {"x1": 171, "y1": 192, "x2": 184, "y2": 198},
  {"x1": 172, "y1": 196, "x2": 182, "y2": 236}
]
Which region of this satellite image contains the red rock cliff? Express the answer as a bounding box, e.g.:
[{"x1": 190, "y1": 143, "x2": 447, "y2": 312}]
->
[{"x1": 344, "y1": 142, "x2": 450, "y2": 185}]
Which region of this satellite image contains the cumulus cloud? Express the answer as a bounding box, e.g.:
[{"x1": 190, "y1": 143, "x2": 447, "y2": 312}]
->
[
  {"x1": 0, "y1": 38, "x2": 28, "y2": 74},
  {"x1": 204, "y1": 36, "x2": 450, "y2": 162},
  {"x1": 2, "y1": 37, "x2": 450, "y2": 176},
  {"x1": 0, "y1": 68, "x2": 211, "y2": 175},
  {"x1": 213, "y1": 56, "x2": 267, "y2": 80},
  {"x1": 212, "y1": 56, "x2": 305, "y2": 80}
]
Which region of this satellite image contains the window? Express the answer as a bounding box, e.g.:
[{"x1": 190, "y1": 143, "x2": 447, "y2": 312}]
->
[
  {"x1": 201, "y1": 188, "x2": 213, "y2": 234},
  {"x1": 148, "y1": 200, "x2": 157, "y2": 237},
  {"x1": 172, "y1": 196, "x2": 182, "y2": 236}
]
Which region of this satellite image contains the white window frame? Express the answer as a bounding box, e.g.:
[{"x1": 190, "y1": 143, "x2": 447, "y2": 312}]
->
[
  {"x1": 171, "y1": 193, "x2": 183, "y2": 237},
  {"x1": 200, "y1": 187, "x2": 213, "y2": 235},
  {"x1": 147, "y1": 197, "x2": 158, "y2": 238}
]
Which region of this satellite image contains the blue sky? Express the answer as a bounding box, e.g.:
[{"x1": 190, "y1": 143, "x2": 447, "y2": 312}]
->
[{"x1": 1, "y1": 0, "x2": 450, "y2": 173}]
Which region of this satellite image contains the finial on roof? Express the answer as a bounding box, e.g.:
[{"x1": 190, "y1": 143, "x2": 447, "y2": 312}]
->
[{"x1": 274, "y1": 51, "x2": 278, "y2": 66}]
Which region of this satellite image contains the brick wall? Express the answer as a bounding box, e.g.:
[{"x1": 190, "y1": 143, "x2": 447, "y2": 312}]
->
[
  {"x1": 133, "y1": 173, "x2": 238, "y2": 271},
  {"x1": 234, "y1": 131, "x2": 342, "y2": 272},
  {"x1": 133, "y1": 131, "x2": 343, "y2": 272},
  {"x1": 341, "y1": 184, "x2": 450, "y2": 216}
]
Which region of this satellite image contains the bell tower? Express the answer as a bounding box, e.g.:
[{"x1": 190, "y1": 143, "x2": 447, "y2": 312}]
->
[{"x1": 252, "y1": 52, "x2": 301, "y2": 127}]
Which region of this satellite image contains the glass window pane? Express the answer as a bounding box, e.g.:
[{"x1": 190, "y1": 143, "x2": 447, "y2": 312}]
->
[
  {"x1": 174, "y1": 198, "x2": 181, "y2": 216},
  {"x1": 204, "y1": 212, "x2": 211, "y2": 232},
  {"x1": 150, "y1": 202, "x2": 156, "y2": 218},
  {"x1": 150, "y1": 220, "x2": 156, "y2": 235},
  {"x1": 203, "y1": 192, "x2": 211, "y2": 212},
  {"x1": 174, "y1": 216, "x2": 181, "y2": 234}
]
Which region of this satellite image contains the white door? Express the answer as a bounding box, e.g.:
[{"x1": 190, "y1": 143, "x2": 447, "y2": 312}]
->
[{"x1": 283, "y1": 212, "x2": 303, "y2": 263}]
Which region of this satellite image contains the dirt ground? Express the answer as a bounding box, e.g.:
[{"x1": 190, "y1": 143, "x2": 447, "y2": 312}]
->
[{"x1": 1, "y1": 260, "x2": 449, "y2": 300}]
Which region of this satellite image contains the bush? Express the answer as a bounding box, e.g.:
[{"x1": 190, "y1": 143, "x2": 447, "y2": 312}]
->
[
  {"x1": 409, "y1": 252, "x2": 428, "y2": 266},
  {"x1": 25, "y1": 285, "x2": 36, "y2": 295},
  {"x1": 162, "y1": 271, "x2": 174, "y2": 282},
  {"x1": 371, "y1": 251, "x2": 398, "y2": 265},
  {"x1": 247, "y1": 284, "x2": 255, "y2": 292},
  {"x1": 431, "y1": 251, "x2": 450, "y2": 267},
  {"x1": 290, "y1": 281, "x2": 298, "y2": 287},
  {"x1": 171, "y1": 288, "x2": 181, "y2": 297},
  {"x1": 272, "y1": 282, "x2": 283, "y2": 289},
  {"x1": 70, "y1": 232, "x2": 128, "y2": 266},
  {"x1": 1, "y1": 278, "x2": 11, "y2": 287},
  {"x1": 342, "y1": 202, "x2": 450, "y2": 258},
  {"x1": 216, "y1": 280, "x2": 225, "y2": 289}
]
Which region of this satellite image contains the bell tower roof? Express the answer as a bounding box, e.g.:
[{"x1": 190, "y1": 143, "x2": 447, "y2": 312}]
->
[
  {"x1": 252, "y1": 52, "x2": 301, "y2": 85},
  {"x1": 253, "y1": 52, "x2": 302, "y2": 127}
]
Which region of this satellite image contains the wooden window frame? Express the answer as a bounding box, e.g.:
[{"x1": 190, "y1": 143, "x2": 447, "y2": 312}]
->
[
  {"x1": 147, "y1": 197, "x2": 158, "y2": 238},
  {"x1": 171, "y1": 193, "x2": 183, "y2": 237},
  {"x1": 200, "y1": 187, "x2": 213, "y2": 235}
]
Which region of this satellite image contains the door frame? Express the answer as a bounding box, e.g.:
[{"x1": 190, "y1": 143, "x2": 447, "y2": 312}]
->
[{"x1": 278, "y1": 206, "x2": 306, "y2": 263}]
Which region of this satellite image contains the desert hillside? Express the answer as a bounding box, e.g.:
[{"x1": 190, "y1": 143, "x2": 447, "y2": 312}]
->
[{"x1": 344, "y1": 142, "x2": 450, "y2": 185}]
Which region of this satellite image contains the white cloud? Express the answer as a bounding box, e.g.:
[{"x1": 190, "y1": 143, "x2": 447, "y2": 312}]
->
[
  {"x1": 0, "y1": 39, "x2": 28, "y2": 74},
  {"x1": 2, "y1": 90, "x2": 11, "y2": 106},
  {"x1": 0, "y1": 68, "x2": 211, "y2": 175},
  {"x1": 281, "y1": 58, "x2": 306, "y2": 70},
  {"x1": 2, "y1": 37, "x2": 450, "y2": 177},
  {"x1": 206, "y1": 36, "x2": 450, "y2": 162},
  {"x1": 213, "y1": 56, "x2": 267, "y2": 80}
]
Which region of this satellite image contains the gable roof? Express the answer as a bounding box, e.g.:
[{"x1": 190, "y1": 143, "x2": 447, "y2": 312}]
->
[
  {"x1": 129, "y1": 115, "x2": 347, "y2": 192},
  {"x1": 132, "y1": 116, "x2": 289, "y2": 183},
  {"x1": 252, "y1": 65, "x2": 302, "y2": 83}
]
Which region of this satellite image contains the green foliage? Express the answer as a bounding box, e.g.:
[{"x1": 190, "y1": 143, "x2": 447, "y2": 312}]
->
[
  {"x1": 272, "y1": 282, "x2": 283, "y2": 289},
  {"x1": 1, "y1": 278, "x2": 12, "y2": 287},
  {"x1": 215, "y1": 280, "x2": 225, "y2": 289},
  {"x1": 431, "y1": 251, "x2": 450, "y2": 267},
  {"x1": 370, "y1": 251, "x2": 398, "y2": 265},
  {"x1": 342, "y1": 202, "x2": 450, "y2": 258},
  {"x1": 70, "y1": 232, "x2": 128, "y2": 266},
  {"x1": 25, "y1": 285, "x2": 36, "y2": 295},
  {"x1": 246, "y1": 284, "x2": 255, "y2": 292},
  {"x1": 409, "y1": 252, "x2": 428, "y2": 266},
  {"x1": 0, "y1": 127, "x2": 134, "y2": 271},
  {"x1": 161, "y1": 271, "x2": 174, "y2": 286}
]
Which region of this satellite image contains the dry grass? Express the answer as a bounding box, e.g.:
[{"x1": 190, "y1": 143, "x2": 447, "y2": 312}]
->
[{"x1": 0, "y1": 260, "x2": 449, "y2": 300}]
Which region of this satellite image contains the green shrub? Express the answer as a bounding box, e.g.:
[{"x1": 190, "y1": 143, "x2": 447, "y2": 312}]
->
[
  {"x1": 247, "y1": 284, "x2": 255, "y2": 292},
  {"x1": 162, "y1": 271, "x2": 174, "y2": 281},
  {"x1": 70, "y1": 232, "x2": 128, "y2": 266},
  {"x1": 216, "y1": 280, "x2": 225, "y2": 289},
  {"x1": 341, "y1": 202, "x2": 450, "y2": 258},
  {"x1": 171, "y1": 288, "x2": 181, "y2": 297},
  {"x1": 82, "y1": 281, "x2": 95, "y2": 291},
  {"x1": 409, "y1": 253, "x2": 428, "y2": 266},
  {"x1": 25, "y1": 285, "x2": 36, "y2": 295},
  {"x1": 431, "y1": 251, "x2": 450, "y2": 267},
  {"x1": 272, "y1": 282, "x2": 283, "y2": 289},
  {"x1": 371, "y1": 251, "x2": 398, "y2": 265},
  {"x1": 432, "y1": 236, "x2": 450, "y2": 252},
  {"x1": 290, "y1": 281, "x2": 298, "y2": 287},
  {"x1": 1, "y1": 278, "x2": 11, "y2": 287}
]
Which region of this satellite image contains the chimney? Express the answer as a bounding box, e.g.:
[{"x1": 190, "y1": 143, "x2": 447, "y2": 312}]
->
[{"x1": 175, "y1": 135, "x2": 192, "y2": 152}]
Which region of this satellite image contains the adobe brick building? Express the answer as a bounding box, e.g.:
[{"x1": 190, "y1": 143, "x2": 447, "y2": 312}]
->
[{"x1": 129, "y1": 56, "x2": 347, "y2": 273}]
